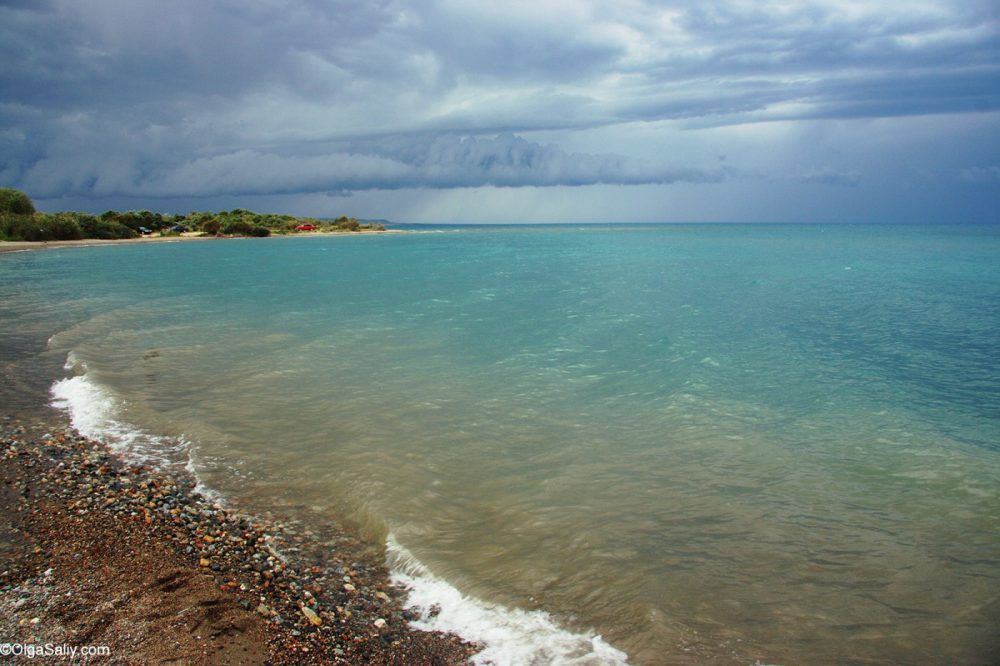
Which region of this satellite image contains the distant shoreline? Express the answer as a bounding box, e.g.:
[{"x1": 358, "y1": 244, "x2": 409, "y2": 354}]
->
[{"x1": 0, "y1": 228, "x2": 402, "y2": 254}]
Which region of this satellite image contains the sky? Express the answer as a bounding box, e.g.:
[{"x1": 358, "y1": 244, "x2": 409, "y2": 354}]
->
[{"x1": 1, "y1": 0, "x2": 997, "y2": 223}]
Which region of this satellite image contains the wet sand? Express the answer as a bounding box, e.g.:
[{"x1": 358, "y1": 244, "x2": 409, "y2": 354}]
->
[{"x1": 0, "y1": 235, "x2": 215, "y2": 253}]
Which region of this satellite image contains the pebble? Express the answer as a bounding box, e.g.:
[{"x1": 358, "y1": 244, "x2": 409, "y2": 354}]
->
[
  {"x1": 301, "y1": 605, "x2": 322, "y2": 626},
  {"x1": 0, "y1": 422, "x2": 480, "y2": 665}
]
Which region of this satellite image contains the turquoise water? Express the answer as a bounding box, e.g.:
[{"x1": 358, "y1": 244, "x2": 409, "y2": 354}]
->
[{"x1": 2, "y1": 225, "x2": 999, "y2": 664}]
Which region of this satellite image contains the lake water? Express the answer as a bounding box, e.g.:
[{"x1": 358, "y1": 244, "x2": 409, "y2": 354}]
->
[{"x1": 2, "y1": 224, "x2": 999, "y2": 664}]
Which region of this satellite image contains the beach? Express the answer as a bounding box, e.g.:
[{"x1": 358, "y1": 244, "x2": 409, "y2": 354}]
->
[
  {"x1": 0, "y1": 231, "x2": 502, "y2": 666},
  {"x1": 0, "y1": 230, "x2": 400, "y2": 254},
  {"x1": 4, "y1": 0, "x2": 997, "y2": 660},
  {"x1": 2, "y1": 225, "x2": 998, "y2": 665},
  {"x1": 0, "y1": 236, "x2": 217, "y2": 254},
  {"x1": 0, "y1": 413, "x2": 475, "y2": 665}
]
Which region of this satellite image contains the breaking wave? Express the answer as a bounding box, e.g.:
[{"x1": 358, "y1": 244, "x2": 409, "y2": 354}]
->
[{"x1": 386, "y1": 535, "x2": 630, "y2": 666}]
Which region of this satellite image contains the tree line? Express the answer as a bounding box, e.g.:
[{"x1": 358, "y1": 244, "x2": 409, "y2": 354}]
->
[{"x1": 0, "y1": 188, "x2": 382, "y2": 242}]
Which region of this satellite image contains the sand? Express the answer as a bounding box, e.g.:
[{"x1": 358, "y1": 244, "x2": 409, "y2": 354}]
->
[{"x1": 0, "y1": 230, "x2": 401, "y2": 254}]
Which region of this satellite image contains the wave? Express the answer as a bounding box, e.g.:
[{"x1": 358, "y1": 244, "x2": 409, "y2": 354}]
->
[
  {"x1": 51, "y1": 355, "x2": 630, "y2": 664},
  {"x1": 50, "y1": 356, "x2": 195, "y2": 474},
  {"x1": 386, "y1": 535, "x2": 630, "y2": 666}
]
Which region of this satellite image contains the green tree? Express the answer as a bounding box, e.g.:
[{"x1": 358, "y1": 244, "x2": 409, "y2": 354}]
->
[
  {"x1": 334, "y1": 215, "x2": 361, "y2": 231},
  {"x1": 77, "y1": 214, "x2": 138, "y2": 239},
  {"x1": 0, "y1": 188, "x2": 36, "y2": 215},
  {"x1": 201, "y1": 218, "x2": 222, "y2": 235}
]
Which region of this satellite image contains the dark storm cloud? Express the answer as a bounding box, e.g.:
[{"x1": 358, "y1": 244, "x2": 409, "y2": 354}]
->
[
  {"x1": 91, "y1": 134, "x2": 732, "y2": 198},
  {"x1": 0, "y1": 1, "x2": 398, "y2": 109},
  {"x1": 0, "y1": 0, "x2": 997, "y2": 202}
]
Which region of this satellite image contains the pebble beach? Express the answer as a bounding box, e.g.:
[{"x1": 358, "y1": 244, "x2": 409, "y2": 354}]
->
[{"x1": 0, "y1": 416, "x2": 476, "y2": 664}]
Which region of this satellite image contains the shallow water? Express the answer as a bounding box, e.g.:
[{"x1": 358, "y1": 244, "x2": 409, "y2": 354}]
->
[{"x1": 4, "y1": 226, "x2": 1000, "y2": 664}]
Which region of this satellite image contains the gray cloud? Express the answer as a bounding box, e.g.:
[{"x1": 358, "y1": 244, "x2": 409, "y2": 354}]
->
[
  {"x1": 18, "y1": 133, "x2": 733, "y2": 198},
  {"x1": 4, "y1": 1, "x2": 995, "y2": 129},
  {"x1": 0, "y1": 0, "x2": 997, "y2": 213}
]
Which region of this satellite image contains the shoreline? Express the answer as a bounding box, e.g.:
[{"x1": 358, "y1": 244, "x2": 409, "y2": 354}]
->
[
  {"x1": 0, "y1": 229, "x2": 402, "y2": 254},
  {"x1": 0, "y1": 411, "x2": 476, "y2": 664}
]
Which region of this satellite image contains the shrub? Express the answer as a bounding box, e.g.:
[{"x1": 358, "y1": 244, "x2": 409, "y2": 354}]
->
[
  {"x1": 221, "y1": 219, "x2": 254, "y2": 235},
  {"x1": 0, "y1": 212, "x2": 83, "y2": 241},
  {"x1": 0, "y1": 212, "x2": 22, "y2": 240},
  {"x1": 333, "y1": 215, "x2": 361, "y2": 231},
  {"x1": 250, "y1": 226, "x2": 271, "y2": 237},
  {"x1": 78, "y1": 214, "x2": 138, "y2": 239},
  {"x1": 109, "y1": 210, "x2": 167, "y2": 232}
]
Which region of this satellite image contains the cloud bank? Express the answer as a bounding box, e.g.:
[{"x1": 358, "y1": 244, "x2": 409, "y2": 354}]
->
[
  {"x1": 0, "y1": 0, "x2": 997, "y2": 220},
  {"x1": 18, "y1": 133, "x2": 733, "y2": 199}
]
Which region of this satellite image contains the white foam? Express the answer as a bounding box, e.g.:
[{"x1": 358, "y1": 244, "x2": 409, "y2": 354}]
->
[
  {"x1": 62, "y1": 350, "x2": 83, "y2": 370},
  {"x1": 183, "y1": 450, "x2": 223, "y2": 503},
  {"x1": 50, "y1": 368, "x2": 189, "y2": 470},
  {"x1": 386, "y1": 535, "x2": 630, "y2": 666}
]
